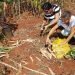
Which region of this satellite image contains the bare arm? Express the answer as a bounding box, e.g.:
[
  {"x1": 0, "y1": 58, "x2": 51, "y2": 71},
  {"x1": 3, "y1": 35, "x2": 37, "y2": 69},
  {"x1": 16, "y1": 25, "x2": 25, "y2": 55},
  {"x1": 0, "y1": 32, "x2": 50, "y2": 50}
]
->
[
  {"x1": 41, "y1": 19, "x2": 48, "y2": 29},
  {"x1": 42, "y1": 20, "x2": 47, "y2": 25},
  {"x1": 64, "y1": 26, "x2": 75, "y2": 43},
  {"x1": 46, "y1": 13, "x2": 60, "y2": 27},
  {"x1": 46, "y1": 24, "x2": 59, "y2": 44}
]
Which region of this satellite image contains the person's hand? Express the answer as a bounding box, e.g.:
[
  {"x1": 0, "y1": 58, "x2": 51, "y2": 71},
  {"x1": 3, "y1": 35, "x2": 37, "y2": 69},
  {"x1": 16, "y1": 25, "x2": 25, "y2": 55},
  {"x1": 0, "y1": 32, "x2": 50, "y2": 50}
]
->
[
  {"x1": 44, "y1": 25, "x2": 48, "y2": 31},
  {"x1": 46, "y1": 38, "x2": 52, "y2": 46}
]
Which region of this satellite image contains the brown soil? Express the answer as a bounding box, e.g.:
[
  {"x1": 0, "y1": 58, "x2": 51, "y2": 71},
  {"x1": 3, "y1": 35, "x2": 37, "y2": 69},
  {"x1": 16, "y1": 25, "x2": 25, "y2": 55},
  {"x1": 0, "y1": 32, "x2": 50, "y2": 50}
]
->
[{"x1": 0, "y1": 12, "x2": 75, "y2": 75}]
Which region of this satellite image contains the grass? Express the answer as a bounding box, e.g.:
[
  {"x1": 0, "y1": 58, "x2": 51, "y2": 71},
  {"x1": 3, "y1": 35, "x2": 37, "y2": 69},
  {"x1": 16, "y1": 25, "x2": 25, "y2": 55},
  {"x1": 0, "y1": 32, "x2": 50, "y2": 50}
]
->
[{"x1": 0, "y1": 46, "x2": 11, "y2": 52}]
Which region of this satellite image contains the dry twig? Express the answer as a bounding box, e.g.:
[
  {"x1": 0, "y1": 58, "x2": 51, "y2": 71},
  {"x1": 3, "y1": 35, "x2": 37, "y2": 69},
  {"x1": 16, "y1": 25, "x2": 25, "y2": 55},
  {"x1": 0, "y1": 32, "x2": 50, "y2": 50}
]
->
[
  {"x1": 16, "y1": 63, "x2": 22, "y2": 75},
  {"x1": 23, "y1": 65, "x2": 48, "y2": 75},
  {"x1": 0, "y1": 61, "x2": 18, "y2": 71},
  {"x1": 48, "y1": 67, "x2": 55, "y2": 75}
]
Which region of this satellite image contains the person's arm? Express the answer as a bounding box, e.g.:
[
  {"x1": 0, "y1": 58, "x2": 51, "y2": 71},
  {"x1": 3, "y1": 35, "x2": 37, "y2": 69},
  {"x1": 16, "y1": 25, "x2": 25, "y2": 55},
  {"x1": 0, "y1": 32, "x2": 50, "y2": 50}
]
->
[
  {"x1": 42, "y1": 20, "x2": 47, "y2": 26},
  {"x1": 40, "y1": 20, "x2": 47, "y2": 31},
  {"x1": 46, "y1": 13, "x2": 60, "y2": 28},
  {"x1": 46, "y1": 24, "x2": 59, "y2": 45},
  {"x1": 64, "y1": 26, "x2": 75, "y2": 44},
  {"x1": 40, "y1": 19, "x2": 48, "y2": 36}
]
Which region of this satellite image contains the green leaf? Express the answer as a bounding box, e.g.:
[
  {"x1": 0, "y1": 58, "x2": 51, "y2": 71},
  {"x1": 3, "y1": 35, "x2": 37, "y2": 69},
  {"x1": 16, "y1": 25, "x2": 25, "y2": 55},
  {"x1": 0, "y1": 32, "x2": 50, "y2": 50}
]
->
[
  {"x1": 66, "y1": 47, "x2": 75, "y2": 59},
  {"x1": 70, "y1": 51, "x2": 75, "y2": 58},
  {"x1": 0, "y1": 47, "x2": 11, "y2": 52}
]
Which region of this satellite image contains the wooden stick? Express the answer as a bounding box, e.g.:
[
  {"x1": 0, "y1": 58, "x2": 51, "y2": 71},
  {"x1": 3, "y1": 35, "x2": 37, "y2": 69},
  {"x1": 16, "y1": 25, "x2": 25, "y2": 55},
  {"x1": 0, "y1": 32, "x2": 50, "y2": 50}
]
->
[
  {"x1": 16, "y1": 63, "x2": 22, "y2": 75},
  {"x1": 21, "y1": 60, "x2": 28, "y2": 65},
  {"x1": 2, "y1": 57, "x2": 51, "y2": 75},
  {"x1": 47, "y1": 47, "x2": 56, "y2": 58},
  {"x1": 0, "y1": 54, "x2": 7, "y2": 58},
  {"x1": 0, "y1": 53, "x2": 9, "y2": 58},
  {"x1": 48, "y1": 67, "x2": 55, "y2": 75},
  {"x1": 9, "y1": 59, "x2": 48, "y2": 75},
  {"x1": 0, "y1": 52, "x2": 6, "y2": 54},
  {"x1": 0, "y1": 61, "x2": 18, "y2": 71},
  {"x1": 22, "y1": 65, "x2": 48, "y2": 75}
]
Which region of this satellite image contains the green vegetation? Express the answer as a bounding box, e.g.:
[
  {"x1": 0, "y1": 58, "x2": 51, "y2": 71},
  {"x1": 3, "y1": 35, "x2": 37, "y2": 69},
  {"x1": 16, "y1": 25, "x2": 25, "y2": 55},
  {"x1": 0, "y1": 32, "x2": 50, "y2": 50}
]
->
[
  {"x1": 0, "y1": 0, "x2": 75, "y2": 17},
  {"x1": 0, "y1": 0, "x2": 64, "y2": 17},
  {"x1": 66, "y1": 47, "x2": 75, "y2": 59},
  {"x1": 0, "y1": 46, "x2": 11, "y2": 52}
]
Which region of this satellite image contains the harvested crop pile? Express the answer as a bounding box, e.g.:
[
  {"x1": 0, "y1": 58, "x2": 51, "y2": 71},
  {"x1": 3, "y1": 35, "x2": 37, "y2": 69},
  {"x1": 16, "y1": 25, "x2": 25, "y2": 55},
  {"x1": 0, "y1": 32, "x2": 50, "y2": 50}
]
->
[{"x1": 52, "y1": 38, "x2": 71, "y2": 59}]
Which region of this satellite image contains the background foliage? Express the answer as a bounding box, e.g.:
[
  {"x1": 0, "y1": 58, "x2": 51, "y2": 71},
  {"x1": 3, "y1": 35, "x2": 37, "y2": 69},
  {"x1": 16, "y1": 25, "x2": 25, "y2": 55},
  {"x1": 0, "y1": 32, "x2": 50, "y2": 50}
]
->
[{"x1": 0, "y1": 0, "x2": 75, "y2": 20}]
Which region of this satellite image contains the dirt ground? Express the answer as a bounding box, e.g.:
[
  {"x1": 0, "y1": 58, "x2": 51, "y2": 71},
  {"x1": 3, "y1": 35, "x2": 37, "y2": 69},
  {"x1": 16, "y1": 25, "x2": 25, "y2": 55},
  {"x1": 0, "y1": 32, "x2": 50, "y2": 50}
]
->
[{"x1": 0, "y1": 12, "x2": 75, "y2": 75}]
